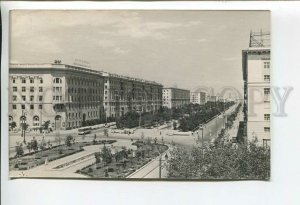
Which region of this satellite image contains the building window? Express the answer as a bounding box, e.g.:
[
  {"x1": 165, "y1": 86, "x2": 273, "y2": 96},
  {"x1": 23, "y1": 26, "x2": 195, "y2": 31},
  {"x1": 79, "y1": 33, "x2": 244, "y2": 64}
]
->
[
  {"x1": 264, "y1": 127, "x2": 270, "y2": 132},
  {"x1": 13, "y1": 96, "x2": 17, "y2": 101},
  {"x1": 264, "y1": 88, "x2": 270, "y2": 95},
  {"x1": 30, "y1": 104, "x2": 34, "y2": 110},
  {"x1": 33, "y1": 116, "x2": 39, "y2": 126},
  {"x1": 264, "y1": 62, "x2": 270, "y2": 69},
  {"x1": 12, "y1": 104, "x2": 16, "y2": 109},
  {"x1": 21, "y1": 104, "x2": 25, "y2": 109},
  {"x1": 40, "y1": 78, "x2": 43, "y2": 83},
  {"x1": 264, "y1": 114, "x2": 270, "y2": 121},
  {"x1": 30, "y1": 96, "x2": 34, "y2": 101},
  {"x1": 22, "y1": 78, "x2": 26, "y2": 83},
  {"x1": 39, "y1": 104, "x2": 42, "y2": 109},
  {"x1": 30, "y1": 79, "x2": 34, "y2": 83},
  {"x1": 39, "y1": 87, "x2": 43, "y2": 92},
  {"x1": 264, "y1": 75, "x2": 270, "y2": 82},
  {"x1": 54, "y1": 78, "x2": 62, "y2": 84},
  {"x1": 22, "y1": 87, "x2": 26, "y2": 92},
  {"x1": 30, "y1": 87, "x2": 34, "y2": 92},
  {"x1": 13, "y1": 87, "x2": 17, "y2": 92},
  {"x1": 263, "y1": 139, "x2": 270, "y2": 148},
  {"x1": 12, "y1": 79, "x2": 16, "y2": 83},
  {"x1": 22, "y1": 96, "x2": 26, "y2": 101},
  {"x1": 39, "y1": 96, "x2": 43, "y2": 101}
]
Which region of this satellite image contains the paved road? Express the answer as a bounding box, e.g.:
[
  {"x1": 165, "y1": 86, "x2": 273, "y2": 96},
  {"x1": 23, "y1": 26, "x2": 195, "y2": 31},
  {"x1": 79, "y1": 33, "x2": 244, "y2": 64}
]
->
[
  {"x1": 193, "y1": 104, "x2": 238, "y2": 146},
  {"x1": 126, "y1": 105, "x2": 239, "y2": 179},
  {"x1": 9, "y1": 104, "x2": 239, "y2": 179}
]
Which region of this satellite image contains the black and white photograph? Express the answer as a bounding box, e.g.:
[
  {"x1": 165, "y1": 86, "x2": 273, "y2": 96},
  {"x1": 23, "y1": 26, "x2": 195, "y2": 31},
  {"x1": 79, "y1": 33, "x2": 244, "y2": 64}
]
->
[{"x1": 8, "y1": 10, "x2": 270, "y2": 180}]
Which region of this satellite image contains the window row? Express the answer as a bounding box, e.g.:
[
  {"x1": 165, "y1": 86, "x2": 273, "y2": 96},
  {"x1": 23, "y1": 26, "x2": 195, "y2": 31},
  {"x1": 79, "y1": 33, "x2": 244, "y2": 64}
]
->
[
  {"x1": 12, "y1": 78, "x2": 43, "y2": 84},
  {"x1": 68, "y1": 87, "x2": 100, "y2": 94},
  {"x1": 12, "y1": 86, "x2": 43, "y2": 92},
  {"x1": 12, "y1": 95, "x2": 43, "y2": 102},
  {"x1": 53, "y1": 96, "x2": 63, "y2": 101},
  {"x1": 68, "y1": 78, "x2": 100, "y2": 87},
  {"x1": 12, "y1": 104, "x2": 43, "y2": 110},
  {"x1": 53, "y1": 87, "x2": 62, "y2": 92}
]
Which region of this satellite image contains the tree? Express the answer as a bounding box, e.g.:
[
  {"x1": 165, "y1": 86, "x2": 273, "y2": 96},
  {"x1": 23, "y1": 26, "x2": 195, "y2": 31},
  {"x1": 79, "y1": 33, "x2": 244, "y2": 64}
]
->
[
  {"x1": 94, "y1": 152, "x2": 101, "y2": 163},
  {"x1": 104, "y1": 129, "x2": 109, "y2": 137},
  {"x1": 173, "y1": 121, "x2": 177, "y2": 130},
  {"x1": 166, "y1": 141, "x2": 270, "y2": 180},
  {"x1": 47, "y1": 140, "x2": 52, "y2": 149},
  {"x1": 141, "y1": 132, "x2": 145, "y2": 141},
  {"x1": 65, "y1": 135, "x2": 74, "y2": 147},
  {"x1": 21, "y1": 122, "x2": 29, "y2": 131},
  {"x1": 26, "y1": 142, "x2": 32, "y2": 153},
  {"x1": 31, "y1": 138, "x2": 38, "y2": 153},
  {"x1": 93, "y1": 134, "x2": 97, "y2": 145},
  {"x1": 100, "y1": 145, "x2": 113, "y2": 165},
  {"x1": 15, "y1": 142, "x2": 24, "y2": 157},
  {"x1": 39, "y1": 137, "x2": 47, "y2": 151},
  {"x1": 9, "y1": 121, "x2": 17, "y2": 130},
  {"x1": 42, "y1": 120, "x2": 51, "y2": 131}
]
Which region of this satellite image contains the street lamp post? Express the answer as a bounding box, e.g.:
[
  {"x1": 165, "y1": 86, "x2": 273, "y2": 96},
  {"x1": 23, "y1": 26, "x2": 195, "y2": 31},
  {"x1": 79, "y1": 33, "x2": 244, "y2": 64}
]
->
[
  {"x1": 159, "y1": 154, "x2": 162, "y2": 178},
  {"x1": 199, "y1": 124, "x2": 205, "y2": 159},
  {"x1": 21, "y1": 110, "x2": 27, "y2": 144}
]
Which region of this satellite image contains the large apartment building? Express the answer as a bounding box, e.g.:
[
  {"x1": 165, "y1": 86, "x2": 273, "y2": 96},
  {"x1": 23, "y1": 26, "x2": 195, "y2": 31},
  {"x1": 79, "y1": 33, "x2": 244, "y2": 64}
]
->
[
  {"x1": 242, "y1": 31, "x2": 271, "y2": 147},
  {"x1": 162, "y1": 88, "x2": 190, "y2": 109},
  {"x1": 9, "y1": 63, "x2": 105, "y2": 131},
  {"x1": 9, "y1": 62, "x2": 163, "y2": 131},
  {"x1": 190, "y1": 91, "x2": 207, "y2": 105},
  {"x1": 102, "y1": 72, "x2": 163, "y2": 119}
]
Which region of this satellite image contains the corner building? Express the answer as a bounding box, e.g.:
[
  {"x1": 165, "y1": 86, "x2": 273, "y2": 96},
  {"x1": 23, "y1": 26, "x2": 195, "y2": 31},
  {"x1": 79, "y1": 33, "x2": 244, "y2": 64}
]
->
[
  {"x1": 9, "y1": 63, "x2": 104, "y2": 131},
  {"x1": 242, "y1": 31, "x2": 271, "y2": 147}
]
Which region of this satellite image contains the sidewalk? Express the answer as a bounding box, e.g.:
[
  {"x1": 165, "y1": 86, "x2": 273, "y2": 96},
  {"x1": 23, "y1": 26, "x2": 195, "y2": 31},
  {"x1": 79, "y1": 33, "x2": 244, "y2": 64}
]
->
[{"x1": 225, "y1": 107, "x2": 244, "y2": 141}]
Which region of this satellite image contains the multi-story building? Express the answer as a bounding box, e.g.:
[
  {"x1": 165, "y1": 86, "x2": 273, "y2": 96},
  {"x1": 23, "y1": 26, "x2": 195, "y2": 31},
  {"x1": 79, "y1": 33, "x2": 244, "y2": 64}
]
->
[
  {"x1": 102, "y1": 72, "x2": 163, "y2": 119},
  {"x1": 190, "y1": 91, "x2": 207, "y2": 105},
  {"x1": 207, "y1": 95, "x2": 217, "y2": 102},
  {"x1": 162, "y1": 88, "x2": 190, "y2": 109},
  {"x1": 242, "y1": 31, "x2": 271, "y2": 147},
  {"x1": 9, "y1": 62, "x2": 104, "y2": 131}
]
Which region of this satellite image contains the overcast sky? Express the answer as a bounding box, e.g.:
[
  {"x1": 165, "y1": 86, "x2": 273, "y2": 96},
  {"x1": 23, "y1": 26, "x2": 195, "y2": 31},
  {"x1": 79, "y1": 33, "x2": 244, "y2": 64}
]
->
[{"x1": 10, "y1": 10, "x2": 270, "y2": 96}]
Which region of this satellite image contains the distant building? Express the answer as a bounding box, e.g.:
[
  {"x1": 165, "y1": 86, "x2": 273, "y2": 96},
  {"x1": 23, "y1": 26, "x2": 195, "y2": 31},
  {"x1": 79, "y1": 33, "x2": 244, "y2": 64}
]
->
[
  {"x1": 9, "y1": 63, "x2": 104, "y2": 131},
  {"x1": 102, "y1": 72, "x2": 163, "y2": 119},
  {"x1": 190, "y1": 92, "x2": 207, "y2": 105},
  {"x1": 242, "y1": 31, "x2": 271, "y2": 147},
  {"x1": 207, "y1": 95, "x2": 217, "y2": 102},
  {"x1": 162, "y1": 88, "x2": 190, "y2": 109}
]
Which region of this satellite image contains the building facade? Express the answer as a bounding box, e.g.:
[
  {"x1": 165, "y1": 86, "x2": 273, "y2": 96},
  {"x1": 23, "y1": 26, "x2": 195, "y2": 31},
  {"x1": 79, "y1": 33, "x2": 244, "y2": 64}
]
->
[
  {"x1": 242, "y1": 31, "x2": 271, "y2": 147},
  {"x1": 102, "y1": 72, "x2": 163, "y2": 119},
  {"x1": 207, "y1": 95, "x2": 217, "y2": 102},
  {"x1": 9, "y1": 63, "x2": 104, "y2": 131},
  {"x1": 190, "y1": 91, "x2": 207, "y2": 105},
  {"x1": 162, "y1": 88, "x2": 190, "y2": 109}
]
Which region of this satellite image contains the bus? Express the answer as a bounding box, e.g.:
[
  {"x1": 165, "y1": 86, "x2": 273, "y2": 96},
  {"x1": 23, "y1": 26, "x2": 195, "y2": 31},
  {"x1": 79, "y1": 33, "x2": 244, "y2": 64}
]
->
[{"x1": 78, "y1": 127, "x2": 92, "y2": 135}]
